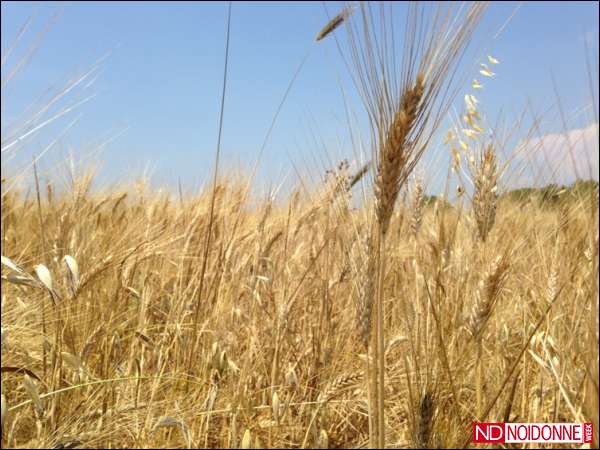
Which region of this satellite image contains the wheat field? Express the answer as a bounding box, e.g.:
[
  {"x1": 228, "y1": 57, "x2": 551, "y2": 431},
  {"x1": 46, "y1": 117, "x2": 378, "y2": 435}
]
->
[{"x1": 1, "y1": 2, "x2": 598, "y2": 449}]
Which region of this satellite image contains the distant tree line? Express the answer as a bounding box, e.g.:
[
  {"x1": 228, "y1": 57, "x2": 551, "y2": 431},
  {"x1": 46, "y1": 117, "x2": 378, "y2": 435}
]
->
[
  {"x1": 501, "y1": 179, "x2": 599, "y2": 206},
  {"x1": 416, "y1": 179, "x2": 598, "y2": 210}
]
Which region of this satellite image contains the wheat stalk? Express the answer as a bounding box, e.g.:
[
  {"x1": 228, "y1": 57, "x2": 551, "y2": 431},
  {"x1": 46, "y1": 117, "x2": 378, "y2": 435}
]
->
[
  {"x1": 340, "y1": 3, "x2": 484, "y2": 448},
  {"x1": 468, "y1": 254, "x2": 509, "y2": 416},
  {"x1": 467, "y1": 255, "x2": 510, "y2": 339},
  {"x1": 410, "y1": 176, "x2": 425, "y2": 238},
  {"x1": 302, "y1": 372, "x2": 364, "y2": 448},
  {"x1": 318, "y1": 372, "x2": 364, "y2": 403},
  {"x1": 472, "y1": 144, "x2": 498, "y2": 242},
  {"x1": 374, "y1": 75, "x2": 426, "y2": 236},
  {"x1": 315, "y1": 4, "x2": 355, "y2": 42},
  {"x1": 343, "y1": 2, "x2": 487, "y2": 446}
]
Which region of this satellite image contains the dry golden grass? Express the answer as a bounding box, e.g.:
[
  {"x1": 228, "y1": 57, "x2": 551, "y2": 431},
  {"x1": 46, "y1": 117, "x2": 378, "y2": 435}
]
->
[{"x1": 0, "y1": 170, "x2": 598, "y2": 448}]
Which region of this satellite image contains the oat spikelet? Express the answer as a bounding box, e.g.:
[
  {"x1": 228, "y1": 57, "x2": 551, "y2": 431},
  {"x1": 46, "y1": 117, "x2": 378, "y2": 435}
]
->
[
  {"x1": 34, "y1": 264, "x2": 54, "y2": 294},
  {"x1": 472, "y1": 144, "x2": 498, "y2": 242},
  {"x1": 318, "y1": 429, "x2": 329, "y2": 449},
  {"x1": 241, "y1": 429, "x2": 252, "y2": 449},
  {"x1": 22, "y1": 374, "x2": 43, "y2": 415},
  {"x1": 63, "y1": 255, "x2": 80, "y2": 297},
  {"x1": 468, "y1": 255, "x2": 509, "y2": 337},
  {"x1": 272, "y1": 391, "x2": 280, "y2": 423}
]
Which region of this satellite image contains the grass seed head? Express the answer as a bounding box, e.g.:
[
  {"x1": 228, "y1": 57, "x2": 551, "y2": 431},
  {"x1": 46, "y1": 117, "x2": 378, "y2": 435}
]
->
[
  {"x1": 22, "y1": 374, "x2": 43, "y2": 416},
  {"x1": 315, "y1": 4, "x2": 354, "y2": 41},
  {"x1": 241, "y1": 429, "x2": 252, "y2": 449},
  {"x1": 472, "y1": 144, "x2": 499, "y2": 242}
]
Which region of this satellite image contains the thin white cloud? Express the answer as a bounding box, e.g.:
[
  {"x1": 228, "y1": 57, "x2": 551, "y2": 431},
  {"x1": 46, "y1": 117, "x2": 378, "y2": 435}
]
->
[
  {"x1": 582, "y1": 29, "x2": 600, "y2": 50},
  {"x1": 511, "y1": 122, "x2": 598, "y2": 187}
]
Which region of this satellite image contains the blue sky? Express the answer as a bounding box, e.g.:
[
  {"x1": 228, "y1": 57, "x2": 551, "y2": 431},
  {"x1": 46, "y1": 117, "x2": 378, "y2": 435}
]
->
[{"x1": 1, "y1": 1, "x2": 598, "y2": 194}]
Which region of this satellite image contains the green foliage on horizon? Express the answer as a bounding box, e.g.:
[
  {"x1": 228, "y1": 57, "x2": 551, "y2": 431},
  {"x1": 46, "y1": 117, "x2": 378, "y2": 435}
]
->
[{"x1": 501, "y1": 179, "x2": 599, "y2": 207}]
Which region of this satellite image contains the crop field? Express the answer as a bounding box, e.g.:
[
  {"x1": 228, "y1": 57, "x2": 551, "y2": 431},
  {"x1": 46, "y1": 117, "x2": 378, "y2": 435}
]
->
[{"x1": 1, "y1": 2, "x2": 598, "y2": 449}]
